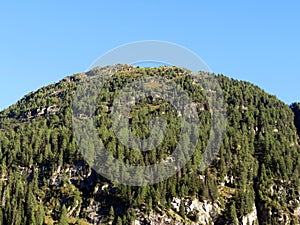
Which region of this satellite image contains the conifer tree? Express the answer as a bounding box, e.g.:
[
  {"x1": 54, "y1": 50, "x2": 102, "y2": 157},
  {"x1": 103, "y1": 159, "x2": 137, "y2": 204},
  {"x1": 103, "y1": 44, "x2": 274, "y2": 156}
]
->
[{"x1": 58, "y1": 205, "x2": 68, "y2": 225}]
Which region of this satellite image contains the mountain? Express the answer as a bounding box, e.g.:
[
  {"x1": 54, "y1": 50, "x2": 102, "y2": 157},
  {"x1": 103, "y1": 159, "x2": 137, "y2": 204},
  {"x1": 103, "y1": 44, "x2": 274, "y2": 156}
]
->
[
  {"x1": 0, "y1": 65, "x2": 299, "y2": 225},
  {"x1": 291, "y1": 103, "x2": 300, "y2": 136}
]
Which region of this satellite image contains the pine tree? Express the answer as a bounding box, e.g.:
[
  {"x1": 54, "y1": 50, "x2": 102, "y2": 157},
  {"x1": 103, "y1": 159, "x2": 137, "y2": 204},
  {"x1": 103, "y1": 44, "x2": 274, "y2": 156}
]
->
[
  {"x1": 230, "y1": 204, "x2": 238, "y2": 225},
  {"x1": 108, "y1": 206, "x2": 115, "y2": 224},
  {"x1": 179, "y1": 200, "x2": 185, "y2": 218},
  {"x1": 116, "y1": 216, "x2": 122, "y2": 225},
  {"x1": 36, "y1": 203, "x2": 45, "y2": 225},
  {"x1": 58, "y1": 205, "x2": 68, "y2": 225}
]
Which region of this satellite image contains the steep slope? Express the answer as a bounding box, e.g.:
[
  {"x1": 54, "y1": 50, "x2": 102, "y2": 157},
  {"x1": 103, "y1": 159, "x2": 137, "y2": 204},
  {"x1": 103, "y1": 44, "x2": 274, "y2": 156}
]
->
[
  {"x1": 291, "y1": 103, "x2": 300, "y2": 136},
  {"x1": 0, "y1": 65, "x2": 299, "y2": 225}
]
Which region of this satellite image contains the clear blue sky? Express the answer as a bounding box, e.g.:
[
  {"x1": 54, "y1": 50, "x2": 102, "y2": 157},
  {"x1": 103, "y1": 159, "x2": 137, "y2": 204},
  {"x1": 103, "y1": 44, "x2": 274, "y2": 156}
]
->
[{"x1": 0, "y1": 1, "x2": 299, "y2": 110}]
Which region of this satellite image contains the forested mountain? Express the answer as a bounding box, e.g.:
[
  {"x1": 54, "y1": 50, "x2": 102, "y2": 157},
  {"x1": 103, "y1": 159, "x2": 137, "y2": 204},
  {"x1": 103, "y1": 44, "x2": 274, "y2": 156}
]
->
[
  {"x1": 291, "y1": 103, "x2": 300, "y2": 136},
  {"x1": 0, "y1": 65, "x2": 299, "y2": 225}
]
